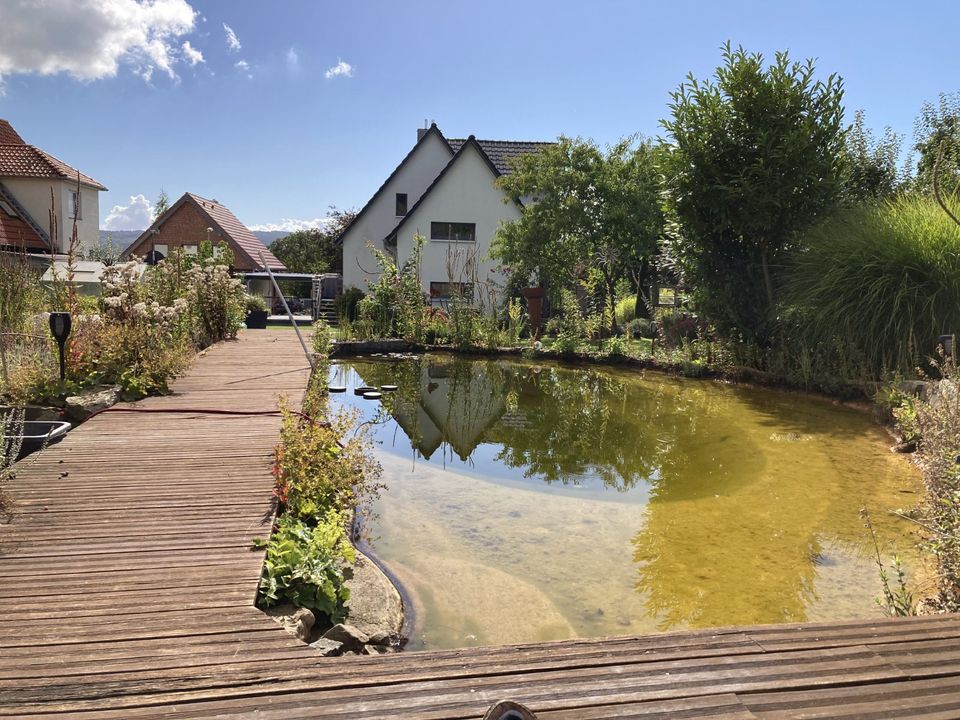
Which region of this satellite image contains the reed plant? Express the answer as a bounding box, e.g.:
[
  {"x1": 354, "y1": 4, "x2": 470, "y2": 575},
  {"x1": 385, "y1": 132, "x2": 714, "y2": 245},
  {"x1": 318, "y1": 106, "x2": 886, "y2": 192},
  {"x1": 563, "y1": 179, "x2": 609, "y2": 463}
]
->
[{"x1": 783, "y1": 195, "x2": 960, "y2": 376}]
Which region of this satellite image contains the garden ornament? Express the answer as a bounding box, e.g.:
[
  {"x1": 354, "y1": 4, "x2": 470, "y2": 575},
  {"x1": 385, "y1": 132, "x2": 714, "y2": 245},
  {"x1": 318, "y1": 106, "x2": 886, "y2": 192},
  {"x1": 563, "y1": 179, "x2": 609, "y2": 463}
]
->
[
  {"x1": 48, "y1": 311, "x2": 72, "y2": 381},
  {"x1": 483, "y1": 700, "x2": 538, "y2": 720}
]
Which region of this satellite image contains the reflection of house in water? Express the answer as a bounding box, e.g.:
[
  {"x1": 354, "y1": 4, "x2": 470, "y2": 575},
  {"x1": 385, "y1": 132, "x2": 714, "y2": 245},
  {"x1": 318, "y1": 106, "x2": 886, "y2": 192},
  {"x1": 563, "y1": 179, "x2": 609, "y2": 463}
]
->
[{"x1": 389, "y1": 360, "x2": 506, "y2": 461}]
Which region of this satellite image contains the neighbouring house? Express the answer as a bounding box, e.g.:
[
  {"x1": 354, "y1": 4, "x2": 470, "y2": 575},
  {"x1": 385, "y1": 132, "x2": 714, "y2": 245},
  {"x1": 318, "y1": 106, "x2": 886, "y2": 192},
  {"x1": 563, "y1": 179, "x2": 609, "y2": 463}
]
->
[
  {"x1": 123, "y1": 192, "x2": 285, "y2": 272},
  {"x1": 338, "y1": 124, "x2": 551, "y2": 306},
  {"x1": 0, "y1": 118, "x2": 106, "y2": 256}
]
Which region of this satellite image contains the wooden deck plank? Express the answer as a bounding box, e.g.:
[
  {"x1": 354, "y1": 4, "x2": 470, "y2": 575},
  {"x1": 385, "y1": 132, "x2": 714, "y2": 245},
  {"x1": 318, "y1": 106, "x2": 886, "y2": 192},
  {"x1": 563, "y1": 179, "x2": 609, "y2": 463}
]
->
[{"x1": 1, "y1": 329, "x2": 957, "y2": 719}]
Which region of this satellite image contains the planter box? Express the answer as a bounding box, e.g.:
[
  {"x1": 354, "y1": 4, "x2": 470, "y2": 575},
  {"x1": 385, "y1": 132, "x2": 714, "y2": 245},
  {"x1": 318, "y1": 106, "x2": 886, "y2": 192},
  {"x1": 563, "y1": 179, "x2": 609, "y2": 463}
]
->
[{"x1": 246, "y1": 310, "x2": 269, "y2": 329}]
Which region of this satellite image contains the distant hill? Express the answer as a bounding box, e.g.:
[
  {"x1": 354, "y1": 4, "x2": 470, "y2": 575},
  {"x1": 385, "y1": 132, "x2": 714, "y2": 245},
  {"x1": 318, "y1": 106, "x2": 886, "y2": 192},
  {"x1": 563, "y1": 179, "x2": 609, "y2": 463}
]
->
[{"x1": 99, "y1": 230, "x2": 288, "y2": 251}]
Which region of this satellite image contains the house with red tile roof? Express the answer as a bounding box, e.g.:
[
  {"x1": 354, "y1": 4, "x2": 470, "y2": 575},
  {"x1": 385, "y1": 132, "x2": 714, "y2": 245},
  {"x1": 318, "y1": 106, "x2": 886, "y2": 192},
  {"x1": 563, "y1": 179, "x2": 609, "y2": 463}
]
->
[
  {"x1": 0, "y1": 118, "x2": 106, "y2": 255},
  {"x1": 337, "y1": 124, "x2": 551, "y2": 306},
  {"x1": 122, "y1": 192, "x2": 285, "y2": 272}
]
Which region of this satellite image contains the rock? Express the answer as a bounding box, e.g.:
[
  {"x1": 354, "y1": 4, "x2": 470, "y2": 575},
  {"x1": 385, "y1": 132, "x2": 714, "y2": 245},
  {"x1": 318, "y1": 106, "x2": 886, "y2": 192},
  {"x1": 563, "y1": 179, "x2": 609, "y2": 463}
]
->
[
  {"x1": 263, "y1": 603, "x2": 315, "y2": 642},
  {"x1": 361, "y1": 644, "x2": 392, "y2": 655},
  {"x1": 64, "y1": 386, "x2": 121, "y2": 422},
  {"x1": 322, "y1": 623, "x2": 369, "y2": 651},
  {"x1": 309, "y1": 638, "x2": 344, "y2": 656},
  {"x1": 343, "y1": 552, "x2": 405, "y2": 646}
]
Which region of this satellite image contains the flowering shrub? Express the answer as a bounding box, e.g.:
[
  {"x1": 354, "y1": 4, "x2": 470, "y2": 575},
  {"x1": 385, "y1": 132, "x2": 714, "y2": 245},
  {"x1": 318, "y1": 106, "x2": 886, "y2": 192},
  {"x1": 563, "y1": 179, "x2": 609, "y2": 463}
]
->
[
  {"x1": 0, "y1": 243, "x2": 248, "y2": 405},
  {"x1": 185, "y1": 253, "x2": 246, "y2": 347}
]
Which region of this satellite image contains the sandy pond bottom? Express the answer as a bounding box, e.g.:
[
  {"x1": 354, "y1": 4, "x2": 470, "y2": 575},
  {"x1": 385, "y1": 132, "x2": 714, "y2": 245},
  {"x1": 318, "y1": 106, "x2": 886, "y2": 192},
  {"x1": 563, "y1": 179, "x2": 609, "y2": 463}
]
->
[{"x1": 330, "y1": 355, "x2": 923, "y2": 651}]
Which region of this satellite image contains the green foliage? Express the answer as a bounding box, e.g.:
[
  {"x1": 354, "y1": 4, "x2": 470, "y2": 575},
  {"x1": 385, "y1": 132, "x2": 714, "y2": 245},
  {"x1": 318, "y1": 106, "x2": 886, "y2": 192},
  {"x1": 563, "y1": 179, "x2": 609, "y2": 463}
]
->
[
  {"x1": 624, "y1": 317, "x2": 655, "y2": 339},
  {"x1": 615, "y1": 296, "x2": 636, "y2": 326},
  {"x1": 270, "y1": 207, "x2": 355, "y2": 273},
  {"x1": 184, "y1": 242, "x2": 246, "y2": 347},
  {"x1": 660, "y1": 42, "x2": 846, "y2": 342},
  {"x1": 153, "y1": 189, "x2": 169, "y2": 219},
  {"x1": 783, "y1": 195, "x2": 960, "y2": 375},
  {"x1": 913, "y1": 92, "x2": 960, "y2": 196},
  {"x1": 506, "y1": 298, "x2": 526, "y2": 345},
  {"x1": 84, "y1": 235, "x2": 123, "y2": 266},
  {"x1": 245, "y1": 294, "x2": 267, "y2": 313},
  {"x1": 359, "y1": 235, "x2": 427, "y2": 340},
  {"x1": 311, "y1": 319, "x2": 332, "y2": 356},
  {"x1": 493, "y1": 135, "x2": 662, "y2": 329},
  {"x1": 843, "y1": 109, "x2": 906, "y2": 202},
  {"x1": 256, "y1": 511, "x2": 356, "y2": 621},
  {"x1": 901, "y1": 358, "x2": 960, "y2": 610},
  {"x1": 333, "y1": 287, "x2": 365, "y2": 323}
]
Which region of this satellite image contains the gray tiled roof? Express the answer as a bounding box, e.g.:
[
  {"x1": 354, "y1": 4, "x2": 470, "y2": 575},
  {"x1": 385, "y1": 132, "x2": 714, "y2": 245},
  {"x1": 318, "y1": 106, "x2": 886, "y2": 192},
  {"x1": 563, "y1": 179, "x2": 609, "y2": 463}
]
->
[{"x1": 446, "y1": 139, "x2": 553, "y2": 175}]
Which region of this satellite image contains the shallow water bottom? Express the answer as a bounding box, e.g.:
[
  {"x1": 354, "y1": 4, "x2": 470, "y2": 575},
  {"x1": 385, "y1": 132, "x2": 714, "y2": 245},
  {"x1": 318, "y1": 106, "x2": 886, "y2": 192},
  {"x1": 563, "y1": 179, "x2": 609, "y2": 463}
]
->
[{"x1": 334, "y1": 357, "x2": 924, "y2": 651}]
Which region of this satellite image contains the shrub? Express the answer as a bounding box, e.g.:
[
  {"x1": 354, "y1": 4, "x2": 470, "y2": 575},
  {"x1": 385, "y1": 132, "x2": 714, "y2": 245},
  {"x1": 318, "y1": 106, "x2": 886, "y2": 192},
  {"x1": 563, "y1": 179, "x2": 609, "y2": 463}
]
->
[
  {"x1": 256, "y1": 511, "x2": 356, "y2": 621},
  {"x1": 656, "y1": 309, "x2": 702, "y2": 347},
  {"x1": 334, "y1": 287, "x2": 365, "y2": 323},
  {"x1": 184, "y1": 250, "x2": 246, "y2": 347},
  {"x1": 783, "y1": 196, "x2": 960, "y2": 376},
  {"x1": 624, "y1": 317, "x2": 655, "y2": 339},
  {"x1": 615, "y1": 296, "x2": 636, "y2": 326},
  {"x1": 245, "y1": 294, "x2": 267, "y2": 313},
  {"x1": 900, "y1": 358, "x2": 960, "y2": 610},
  {"x1": 311, "y1": 319, "x2": 332, "y2": 356}
]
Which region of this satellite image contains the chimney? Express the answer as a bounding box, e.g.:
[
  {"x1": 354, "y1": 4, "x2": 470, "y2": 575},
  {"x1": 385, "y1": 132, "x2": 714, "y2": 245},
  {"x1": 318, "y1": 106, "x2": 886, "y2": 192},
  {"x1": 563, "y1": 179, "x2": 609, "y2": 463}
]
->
[{"x1": 416, "y1": 119, "x2": 429, "y2": 141}]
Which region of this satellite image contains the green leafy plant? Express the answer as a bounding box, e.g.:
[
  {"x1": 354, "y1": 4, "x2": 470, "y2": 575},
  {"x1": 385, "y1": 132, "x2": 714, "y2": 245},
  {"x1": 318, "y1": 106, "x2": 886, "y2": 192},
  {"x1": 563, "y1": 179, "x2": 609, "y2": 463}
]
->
[
  {"x1": 256, "y1": 511, "x2": 356, "y2": 621},
  {"x1": 660, "y1": 42, "x2": 846, "y2": 343}
]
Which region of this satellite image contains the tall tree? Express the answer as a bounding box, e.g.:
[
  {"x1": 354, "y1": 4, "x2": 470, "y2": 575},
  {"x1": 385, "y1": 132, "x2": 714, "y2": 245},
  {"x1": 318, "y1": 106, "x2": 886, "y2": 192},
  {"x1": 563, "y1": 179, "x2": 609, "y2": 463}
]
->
[
  {"x1": 659, "y1": 43, "x2": 846, "y2": 342},
  {"x1": 493, "y1": 136, "x2": 662, "y2": 329},
  {"x1": 914, "y1": 92, "x2": 960, "y2": 196},
  {"x1": 843, "y1": 110, "x2": 905, "y2": 202},
  {"x1": 270, "y1": 207, "x2": 355, "y2": 274},
  {"x1": 153, "y1": 189, "x2": 169, "y2": 219}
]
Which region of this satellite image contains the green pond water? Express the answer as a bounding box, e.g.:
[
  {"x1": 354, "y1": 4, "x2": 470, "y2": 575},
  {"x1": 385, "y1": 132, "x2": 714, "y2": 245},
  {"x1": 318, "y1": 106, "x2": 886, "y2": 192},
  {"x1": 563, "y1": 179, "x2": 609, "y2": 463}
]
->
[{"x1": 329, "y1": 354, "x2": 923, "y2": 651}]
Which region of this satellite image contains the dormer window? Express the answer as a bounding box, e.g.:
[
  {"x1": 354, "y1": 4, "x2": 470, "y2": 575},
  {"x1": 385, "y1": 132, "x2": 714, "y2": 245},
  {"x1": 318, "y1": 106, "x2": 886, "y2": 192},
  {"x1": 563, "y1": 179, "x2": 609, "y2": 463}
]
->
[
  {"x1": 69, "y1": 191, "x2": 81, "y2": 220},
  {"x1": 395, "y1": 193, "x2": 407, "y2": 217}
]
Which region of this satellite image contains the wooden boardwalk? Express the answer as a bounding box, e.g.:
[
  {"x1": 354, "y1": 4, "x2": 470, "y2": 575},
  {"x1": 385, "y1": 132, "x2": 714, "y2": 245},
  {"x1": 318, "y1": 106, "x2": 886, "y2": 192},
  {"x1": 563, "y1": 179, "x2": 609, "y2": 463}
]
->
[{"x1": 2, "y1": 329, "x2": 960, "y2": 719}]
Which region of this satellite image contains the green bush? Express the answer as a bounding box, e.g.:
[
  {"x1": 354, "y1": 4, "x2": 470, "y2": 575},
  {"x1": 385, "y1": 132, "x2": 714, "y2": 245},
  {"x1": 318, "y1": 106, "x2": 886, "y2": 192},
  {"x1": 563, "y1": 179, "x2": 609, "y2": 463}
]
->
[
  {"x1": 256, "y1": 511, "x2": 356, "y2": 621},
  {"x1": 624, "y1": 317, "x2": 655, "y2": 339},
  {"x1": 334, "y1": 287, "x2": 365, "y2": 323},
  {"x1": 615, "y1": 296, "x2": 636, "y2": 326},
  {"x1": 783, "y1": 196, "x2": 960, "y2": 375}
]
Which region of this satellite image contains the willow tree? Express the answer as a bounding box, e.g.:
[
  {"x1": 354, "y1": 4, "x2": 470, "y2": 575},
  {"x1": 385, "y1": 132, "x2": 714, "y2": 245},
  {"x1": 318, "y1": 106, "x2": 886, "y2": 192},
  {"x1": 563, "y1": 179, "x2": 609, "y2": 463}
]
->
[
  {"x1": 492, "y1": 136, "x2": 662, "y2": 329},
  {"x1": 659, "y1": 43, "x2": 846, "y2": 342}
]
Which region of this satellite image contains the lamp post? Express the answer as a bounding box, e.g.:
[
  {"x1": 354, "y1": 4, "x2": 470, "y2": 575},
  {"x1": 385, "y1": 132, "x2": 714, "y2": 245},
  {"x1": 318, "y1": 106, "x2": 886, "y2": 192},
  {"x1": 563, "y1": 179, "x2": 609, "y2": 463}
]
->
[{"x1": 48, "y1": 312, "x2": 72, "y2": 381}]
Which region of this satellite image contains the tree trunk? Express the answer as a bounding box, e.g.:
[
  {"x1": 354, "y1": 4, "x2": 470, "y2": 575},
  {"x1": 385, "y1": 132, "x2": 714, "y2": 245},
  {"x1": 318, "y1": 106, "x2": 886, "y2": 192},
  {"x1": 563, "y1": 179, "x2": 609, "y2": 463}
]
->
[{"x1": 634, "y1": 259, "x2": 651, "y2": 319}]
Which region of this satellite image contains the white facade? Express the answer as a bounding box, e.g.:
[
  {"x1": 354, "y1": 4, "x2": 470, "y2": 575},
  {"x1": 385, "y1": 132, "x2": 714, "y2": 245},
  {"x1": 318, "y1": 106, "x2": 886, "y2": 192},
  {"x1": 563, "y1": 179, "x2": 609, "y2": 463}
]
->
[
  {"x1": 340, "y1": 128, "x2": 524, "y2": 308},
  {"x1": 394, "y1": 142, "x2": 521, "y2": 309},
  {"x1": 3, "y1": 177, "x2": 101, "y2": 254},
  {"x1": 340, "y1": 130, "x2": 452, "y2": 291}
]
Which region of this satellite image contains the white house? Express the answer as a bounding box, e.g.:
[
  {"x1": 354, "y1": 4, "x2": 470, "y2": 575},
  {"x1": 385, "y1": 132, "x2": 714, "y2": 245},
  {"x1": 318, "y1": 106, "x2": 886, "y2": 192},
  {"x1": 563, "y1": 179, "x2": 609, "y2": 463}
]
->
[
  {"x1": 0, "y1": 119, "x2": 105, "y2": 256},
  {"x1": 338, "y1": 124, "x2": 550, "y2": 307}
]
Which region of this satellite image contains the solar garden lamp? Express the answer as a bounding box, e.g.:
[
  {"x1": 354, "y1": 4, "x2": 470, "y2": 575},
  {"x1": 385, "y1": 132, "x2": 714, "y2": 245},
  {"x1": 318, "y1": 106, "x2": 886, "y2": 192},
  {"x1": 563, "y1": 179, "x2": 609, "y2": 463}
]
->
[{"x1": 48, "y1": 311, "x2": 72, "y2": 381}]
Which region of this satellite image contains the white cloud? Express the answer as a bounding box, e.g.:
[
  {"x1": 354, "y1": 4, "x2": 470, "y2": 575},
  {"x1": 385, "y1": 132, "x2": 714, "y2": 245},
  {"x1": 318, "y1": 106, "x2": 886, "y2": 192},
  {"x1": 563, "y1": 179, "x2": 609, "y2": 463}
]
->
[
  {"x1": 248, "y1": 218, "x2": 333, "y2": 233},
  {"x1": 223, "y1": 22, "x2": 241, "y2": 51},
  {"x1": 102, "y1": 194, "x2": 154, "y2": 231},
  {"x1": 181, "y1": 40, "x2": 203, "y2": 66},
  {"x1": 0, "y1": 0, "x2": 197, "y2": 91},
  {"x1": 286, "y1": 47, "x2": 299, "y2": 72},
  {"x1": 234, "y1": 59, "x2": 252, "y2": 78},
  {"x1": 325, "y1": 59, "x2": 353, "y2": 79}
]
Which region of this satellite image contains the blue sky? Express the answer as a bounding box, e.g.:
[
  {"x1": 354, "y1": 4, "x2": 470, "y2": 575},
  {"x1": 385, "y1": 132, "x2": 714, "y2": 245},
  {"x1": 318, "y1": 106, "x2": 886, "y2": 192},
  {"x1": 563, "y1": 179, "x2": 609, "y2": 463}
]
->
[{"x1": 1, "y1": 0, "x2": 957, "y2": 232}]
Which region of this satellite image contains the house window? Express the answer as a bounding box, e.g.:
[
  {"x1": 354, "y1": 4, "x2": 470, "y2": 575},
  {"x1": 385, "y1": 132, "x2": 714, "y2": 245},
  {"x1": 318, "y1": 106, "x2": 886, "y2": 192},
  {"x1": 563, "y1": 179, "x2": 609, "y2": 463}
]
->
[
  {"x1": 429, "y1": 281, "x2": 473, "y2": 301},
  {"x1": 183, "y1": 244, "x2": 198, "y2": 255},
  {"x1": 69, "y1": 191, "x2": 81, "y2": 220},
  {"x1": 430, "y1": 222, "x2": 475, "y2": 242},
  {"x1": 395, "y1": 193, "x2": 408, "y2": 217}
]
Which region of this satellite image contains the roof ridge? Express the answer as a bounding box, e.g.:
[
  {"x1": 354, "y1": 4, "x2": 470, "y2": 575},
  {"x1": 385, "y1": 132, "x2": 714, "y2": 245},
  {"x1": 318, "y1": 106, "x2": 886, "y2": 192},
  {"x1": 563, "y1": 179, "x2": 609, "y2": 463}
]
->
[{"x1": 448, "y1": 138, "x2": 555, "y2": 145}]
